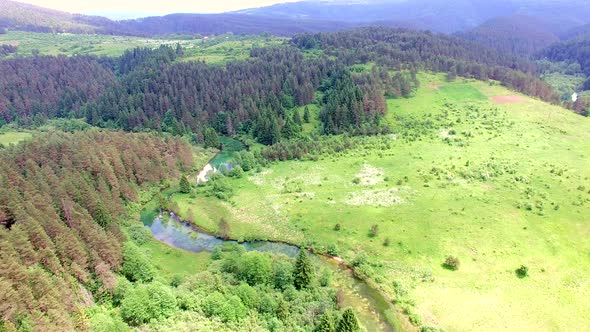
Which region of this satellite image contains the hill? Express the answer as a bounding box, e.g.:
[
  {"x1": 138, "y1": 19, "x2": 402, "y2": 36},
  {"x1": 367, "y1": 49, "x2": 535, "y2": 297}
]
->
[
  {"x1": 237, "y1": 0, "x2": 590, "y2": 34},
  {"x1": 118, "y1": 13, "x2": 354, "y2": 37},
  {"x1": 0, "y1": 0, "x2": 97, "y2": 33},
  {"x1": 168, "y1": 72, "x2": 590, "y2": 331},
  {"x1": 457, "y1": 15, "x2": 560, "y2": 57}
]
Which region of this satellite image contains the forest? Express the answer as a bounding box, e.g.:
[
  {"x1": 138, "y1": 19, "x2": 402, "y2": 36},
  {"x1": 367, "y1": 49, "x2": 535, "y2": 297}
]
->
[
  {"x1": 0, "y1": 131, "x2": 193, "y2": 330},
  {"x1": 1, "y1": 27, "x2": 574, "y2": 148}
]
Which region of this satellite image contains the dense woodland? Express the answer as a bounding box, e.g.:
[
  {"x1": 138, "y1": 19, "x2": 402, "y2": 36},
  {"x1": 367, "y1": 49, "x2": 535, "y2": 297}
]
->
[
  {"x1": 456, "y1": 15, "x2": 559, "y2": 57},
  {"x1": 292, "y1": 28, "x2": 558, "y2": 103},
  {"x1": 1, "y1": 27, "x2": 574, "y2": 145},
  {"x1": 0, "y1": 131, "x2": 193, "y2": 331}
]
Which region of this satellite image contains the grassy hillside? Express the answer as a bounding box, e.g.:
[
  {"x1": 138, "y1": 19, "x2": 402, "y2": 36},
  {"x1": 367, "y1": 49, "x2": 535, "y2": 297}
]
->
[{"x1": 170, "y1": 73, "x2": 590, "y2": 331}]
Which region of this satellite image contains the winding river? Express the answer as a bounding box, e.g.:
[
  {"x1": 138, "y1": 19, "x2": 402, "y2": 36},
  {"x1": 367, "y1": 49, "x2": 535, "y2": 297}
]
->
[{"x1": 144, "y1": 213, "x2": 399, "y2": 331}]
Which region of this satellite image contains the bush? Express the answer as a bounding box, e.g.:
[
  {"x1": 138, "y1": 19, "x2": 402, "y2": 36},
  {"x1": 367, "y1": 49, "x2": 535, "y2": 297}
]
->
[
  {"x1": 352, "y1": 178, "x2": 361, "y2": 184},
  {"x1": 383, "y1": 237, "x2": 391, "y2": 247},
  {"x1": 334, "y1": 223, "x2": 341, "y2": 231},
  {"x1": 121, "y1": 243, "x2": 154, "y2": 282},
  {"x1": 368, "y1": 224, "x2": 379, "y2": 238},
  {"x1": 127, "y1": 224, "x2": 152, "y2": 245},
  {"x1": 228, "y1": 165, "x2": 245, "y2": 178},
  {"x1": 327, "y1": 244, "x2": 339, "y2": 256},
  {"x1": 121, "y1": 283, "x2": 178, "y2": 325},
  {"x1": 237, "y1": 251, "x2": 273, "y2": 286},
  {"x1": 273, "y1": 259, "x2": 294, "y2": 290},
  {"x1": 516, "y1": 265, "x2": 529, "y2": 278},
  {"x1": 443, "y1": 256, "x2": 460, "y2": 271},
  {"x1": 88, "y1": 309, "x2": 129, "y2": 332}
]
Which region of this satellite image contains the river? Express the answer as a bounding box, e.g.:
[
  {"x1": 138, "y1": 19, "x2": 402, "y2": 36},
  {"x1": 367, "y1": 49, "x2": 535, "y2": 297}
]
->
[{"x1": 144, "y1": 214, "x2": 399, "y2": 331}]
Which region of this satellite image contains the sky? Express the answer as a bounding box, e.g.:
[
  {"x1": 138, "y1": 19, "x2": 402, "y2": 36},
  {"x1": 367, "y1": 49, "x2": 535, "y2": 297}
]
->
[{"x1": 18, "y1": 0, "x2": 303, "y2": 15}]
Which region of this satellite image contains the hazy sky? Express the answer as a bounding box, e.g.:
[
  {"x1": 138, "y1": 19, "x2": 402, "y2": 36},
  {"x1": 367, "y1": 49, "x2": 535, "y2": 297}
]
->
[{"x1": 19, "y1": 0, "x2": 302, "y2": 15}]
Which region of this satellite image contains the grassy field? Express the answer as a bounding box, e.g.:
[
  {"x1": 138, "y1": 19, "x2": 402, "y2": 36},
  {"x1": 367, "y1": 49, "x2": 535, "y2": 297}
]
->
[
  {"x1": 0, "y1": 130, "x2": 32, "y2": 145},
  {"x1": 171, "y1": 73, "x2": 590, "y2": 331},
  {"x1": 0, "y1": 31, "x2": 285, "y2": 64}
]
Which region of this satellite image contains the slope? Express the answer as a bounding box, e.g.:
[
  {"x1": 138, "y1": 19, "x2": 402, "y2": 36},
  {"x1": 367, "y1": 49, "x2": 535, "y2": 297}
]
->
[{"x1": 170, "y1": 73, "x2": 590, "y2": 331}]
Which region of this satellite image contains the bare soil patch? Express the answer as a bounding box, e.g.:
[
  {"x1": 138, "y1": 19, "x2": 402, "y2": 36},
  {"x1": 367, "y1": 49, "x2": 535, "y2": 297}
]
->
[{"x1": 491, "y1": 95, "x2": 525, "y2": 104}]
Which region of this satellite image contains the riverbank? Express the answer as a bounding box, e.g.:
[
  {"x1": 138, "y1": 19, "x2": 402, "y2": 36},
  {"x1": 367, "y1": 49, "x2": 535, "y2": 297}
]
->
[{"x1": 142, "y1": 200, "x2": 404, "y2": 331}]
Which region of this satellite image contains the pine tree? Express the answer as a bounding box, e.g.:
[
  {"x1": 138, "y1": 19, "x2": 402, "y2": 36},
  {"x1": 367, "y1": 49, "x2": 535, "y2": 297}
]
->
[
  {"x1": 179, "y1": 175, "x2": 191, "y2": 194},
  {"x1": 314, "y1": 313, "x2": 336, "y2": 332},
  {"x1": 304, "y1": 106, "x2": 311, "y2": 123},
  {"x1": 293, "y1": 250, "x2": 314, "y2": 289},
  {"x1": 203, "y1": 128, "x2": 220, "y2": 149},
  {"x1": 293, "y1": 109, "x2": 303, "y2": 126},
  {"x1": 336, "y1": 308, "x2": 360, "y2": 332}
]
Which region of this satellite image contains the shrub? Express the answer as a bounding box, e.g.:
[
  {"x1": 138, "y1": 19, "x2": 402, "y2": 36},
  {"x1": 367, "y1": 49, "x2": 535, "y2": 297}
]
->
[
  {"x1": 443, "y1": 256, "x2": 460, "y2": 271},
  {"x1": 516, "y1": 265, "x2": 529, "y2": 278},
  {"x1": 228, "y1": 165, "x2": 244, "y2": 178},
  {"x1": 327, "y1": 244, "x2": 339, "y2": 256},
  {"x1": 121, "y1": 243, "x2": 154, "y2": 282},
  {"x1": 237, "y1": 251, "x2": 273, "y2": 286},
  {"x1": 352, "y1": 178, "x2": 360, "y2": 184},
  {"x1": 333, "y1": 223, "x2": 341, "y2": 231},
  {"x1": 120, "y1": 283, "x2": 178, "y2": 325},
  {"x1": 383, "y1": 237, "x2": 391, "y2": 247},
  {"x1": 273, "y1": 259, "x2": 294, "y2": 291},
  {"x1": 368, "y1": 224, "x2": 379, "y2": 237},
  {"x1": 127, "y1": 224, "x2": 152, "y2": 245}
]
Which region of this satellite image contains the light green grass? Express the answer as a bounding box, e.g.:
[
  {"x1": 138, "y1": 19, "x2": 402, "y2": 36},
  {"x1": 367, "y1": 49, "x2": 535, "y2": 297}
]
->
[
  {"x1": 172, "y1": 72, "x2": 590, "y2": 331},
  {"x1": 0, "y1": 31, "x2": 285, "y2": 64},
  {"x1": 0, "y1": 131, "x2": 32, "y2": 145}
]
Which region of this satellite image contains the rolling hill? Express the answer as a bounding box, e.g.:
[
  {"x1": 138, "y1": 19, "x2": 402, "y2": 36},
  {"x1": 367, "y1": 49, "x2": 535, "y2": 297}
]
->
[{"x1": 457, "y1": 15, "x2": 560, "y2": 56}]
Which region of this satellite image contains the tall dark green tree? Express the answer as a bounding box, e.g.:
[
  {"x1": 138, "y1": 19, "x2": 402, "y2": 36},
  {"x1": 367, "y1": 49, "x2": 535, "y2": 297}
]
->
[
  {"x1": 179, "y1": 175, "x2": 191, "y2": 194},
  {"x1": 315, "y1": 313, "x2": 336, "y2": 332},
  {"x1": 336, "y1": 308, "x2": 360, "y2": 332},
  {"x1": 203, "y1": 128, "x2": 220, "y2": 149},
  {"x1": 304, "y1": 106, "x2": 311, "y2": 123},
  {"x1": 293, "y1": 250, "x2": 314, "y2": 289},
  {"x1": 293, "y1": 109, "x2": 303, "y2": 126}
]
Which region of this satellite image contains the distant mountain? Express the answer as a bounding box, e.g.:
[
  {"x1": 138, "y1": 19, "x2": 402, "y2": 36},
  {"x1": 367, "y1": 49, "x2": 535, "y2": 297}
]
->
[
  {"x1": 237, "y1": 0, "x2": 590, "y2": 34},
  {"x1": 561, "y1": 23, "x2": 590, "y2": 41},
  {"x1": 457, "y1": 15, "x2": 560, "y2": 57},
  {"x1": 119, "y1": 14, "x2": 355, "y2": 36},
  {"x1": 1, "y1": 0, "x2": 590, "y2": 38},
  {"x1": 0, "y1": 0, "x2": 97, "y2": 33}
]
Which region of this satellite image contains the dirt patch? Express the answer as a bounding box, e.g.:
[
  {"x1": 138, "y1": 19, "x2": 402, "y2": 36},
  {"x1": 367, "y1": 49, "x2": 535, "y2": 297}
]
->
[
  {"x1": 248, "y1": 169, "x2": 272, "y2": 186},
  {"x1": 490, "y1": 95, "x2": 525, "y2": 104},
  {"x1": 427, "y1": 83, "x2": 440, "y2": 90},
  {"x1": 356, "y1": 164, "x2": 385, "y2": 186},
  {"x1": 345, "y1": 189, "x2": 404, "y2": 206}
]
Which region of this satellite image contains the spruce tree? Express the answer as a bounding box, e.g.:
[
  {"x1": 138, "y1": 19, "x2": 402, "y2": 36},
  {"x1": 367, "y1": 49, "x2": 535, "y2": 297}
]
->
[
  {"x1": 179, "y1": 175, "x2": 191, "y2": 194},
  {"x1": 293, "y1": 109, "x2": 303, "y2": 126},
  {"x1": 304, "y1": 106, "x2": 311, "y2": 123},
  {"x1": 293, "y1": 250, "x2": 314, "y2": 289},
  {"x1": 314, "y1": 313, "x2": 336, "y2": 332},
  {"x1": 336, "y1": 308, "x2": 360, "y2": 332}
]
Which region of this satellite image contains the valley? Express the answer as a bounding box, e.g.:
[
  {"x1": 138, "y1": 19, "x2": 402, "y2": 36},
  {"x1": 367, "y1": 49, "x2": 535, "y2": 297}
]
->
[{"x1": 1, "y1": 1, "x2": 590, "y2": 331}]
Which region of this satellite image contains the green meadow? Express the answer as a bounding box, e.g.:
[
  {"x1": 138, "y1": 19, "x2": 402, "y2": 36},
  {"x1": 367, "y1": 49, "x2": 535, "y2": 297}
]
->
[
  {"x1": 0, "y1": 130, "x2": 32, "y2": 145},
  {"x1": 0, "y1": 31, "x2": 285, "y2": 64},
  {"x1": 171, "y1": 73, "x2": 590, "y2": 331}
]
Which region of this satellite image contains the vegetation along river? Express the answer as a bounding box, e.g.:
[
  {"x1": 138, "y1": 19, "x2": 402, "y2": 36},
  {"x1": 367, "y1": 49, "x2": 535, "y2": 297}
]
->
[{"x1": 144, "y1": 213, "x2": 400, "y2": 331}]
